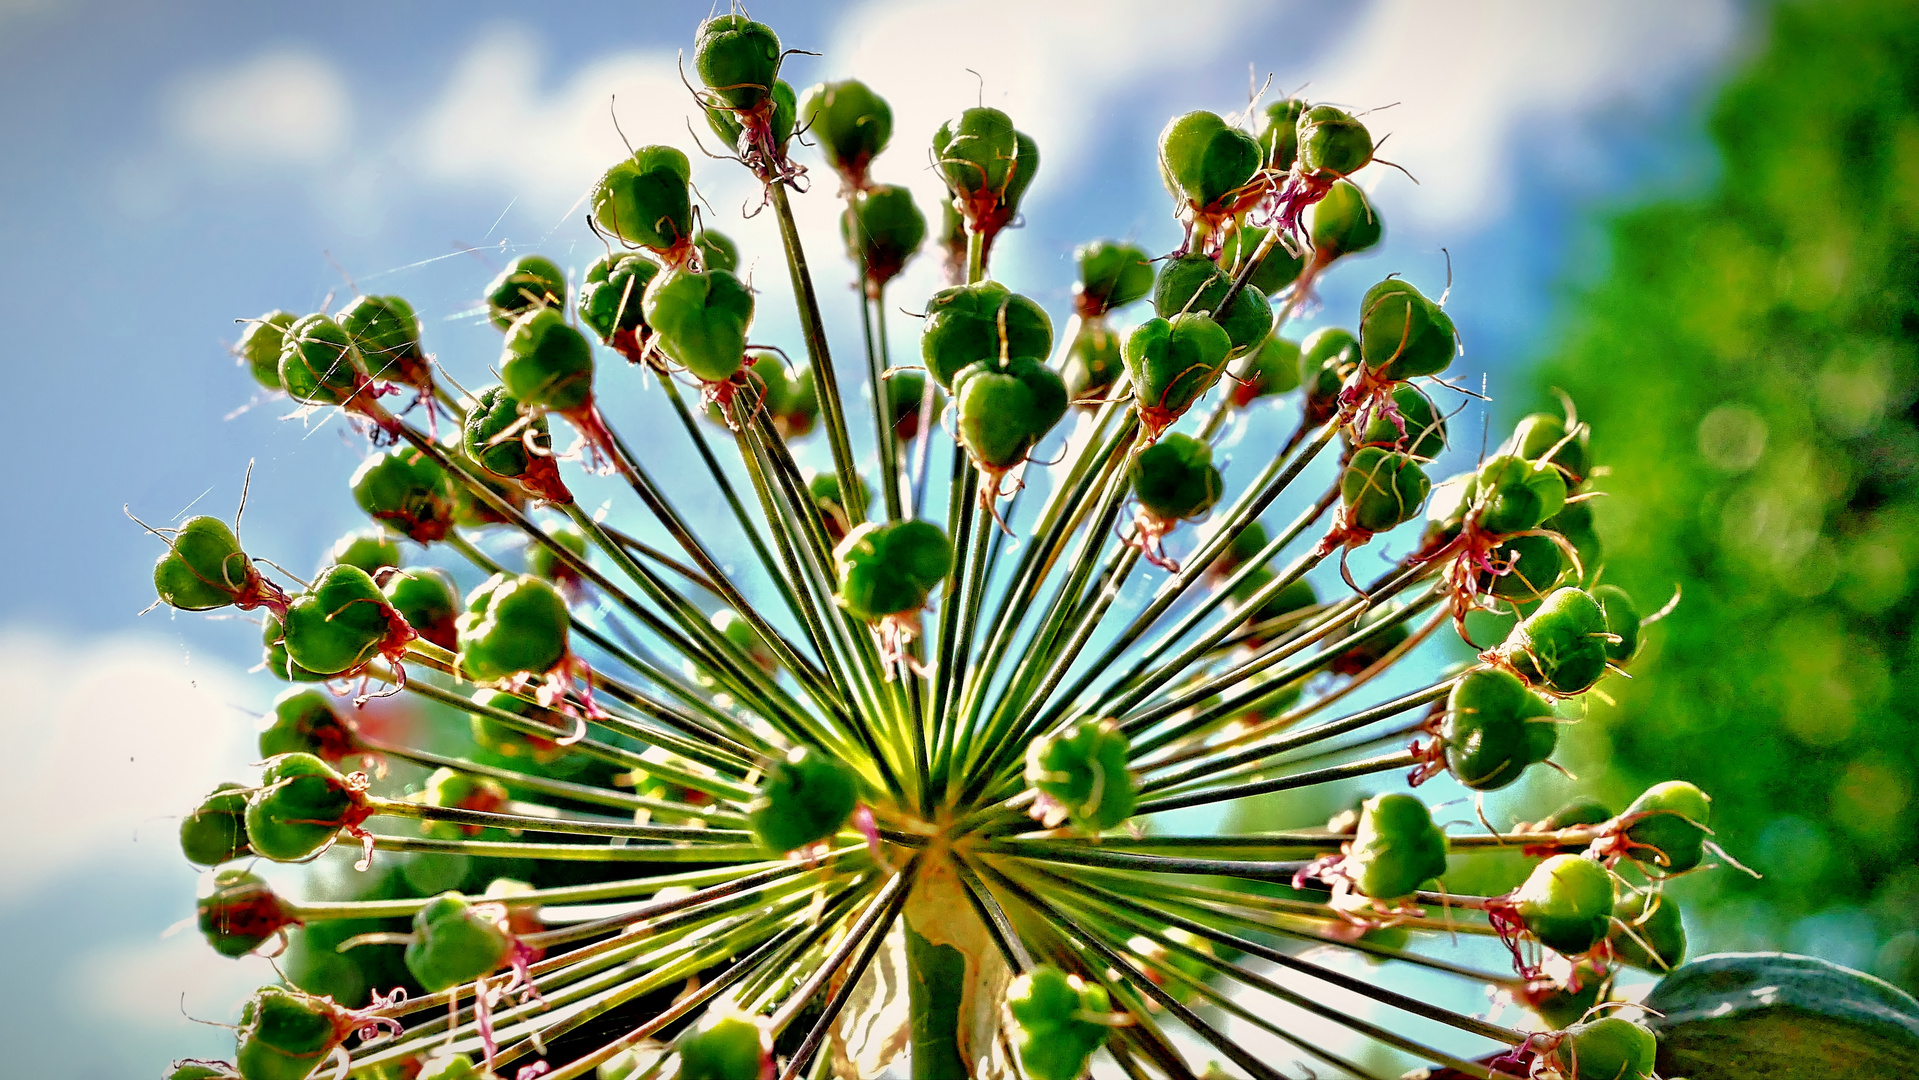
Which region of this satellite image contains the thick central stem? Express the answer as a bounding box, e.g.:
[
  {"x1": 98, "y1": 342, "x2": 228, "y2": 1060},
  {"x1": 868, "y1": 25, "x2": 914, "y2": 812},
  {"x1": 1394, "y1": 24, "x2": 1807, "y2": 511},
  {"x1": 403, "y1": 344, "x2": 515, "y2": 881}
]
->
[{"x1": 899, "y1": 840, "x2": 1008, "y2": 1079}]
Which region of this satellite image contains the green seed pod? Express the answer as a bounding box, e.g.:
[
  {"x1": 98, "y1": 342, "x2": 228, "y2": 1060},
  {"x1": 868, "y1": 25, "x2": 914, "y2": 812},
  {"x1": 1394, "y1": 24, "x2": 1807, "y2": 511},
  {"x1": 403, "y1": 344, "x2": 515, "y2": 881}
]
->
[
  {"x1": 500, "y1": 306, "x2": 594, "y2": 414},
  {"x1": 1074, "y1": 239, "x2": 1155, "y2": 316},
  {"x1": 1298, "y1": 326, "x2": 1360, "y2": 424},
  {"x1": 245, "y1": 753, "x2": 362, "y2": 862},
  {"x1": 350, "y1": 448, "x2": 457, "y2": 543},
  {"x1": 1358, "y1": 278, "x2": 1456, "y2": 381},
  {"x1": 1159, "y1": 110, "x2": 1263, "y2": 214},
  {"x1": 1330, "y1": 603, "x2": 1411, "y2": 675},
  {"x1": 1220, "y1": 225, "x2": 1307, "y2": 298},
  {"x1": 1484, "y1": 533, "x2": 1568, "y2": 602},
  {"x1": 278, "y1": 313, "x2": 368, "y2": 407},
  {"x1": 1258, "y1": 98, "x2": 1306, "y2": 171},
  {"x1": 483, "y1": 255, "x2": 567, "y2": 332},
  {"x1": 1130, "y1": 433, "x2": 1223, "y2": 523},
  {"x1": 1123, "y1": 314, "x2": 1232, "y2": 432},
  {"x1": 698, "y1": 229, "x2": 741, "y2": 275},
  {"x1": 841, "y1": 184, "x2": 925, "y2": 293},
  {"x1": 1210, "y1": 521, "x2": 1269, "y2": 579},
  {"x1": 919, "y1": 281, "x2": 1053, "y2": 389},
  {"x1": 807, "y1": 469, "x2": 869, "y2": 544},
  {"x1": 1472, "y1": 454, "x2": 1567, "y2": 535},
  {"x1": 833, "y1": 520, "x2": 953, "y2": 622},
  {"x1": 705, "y1": 79, "x2": 796, "y2": 157},
  {"x1": 1007, "y1": 965, "x2": 1111, "y2": 1080},
  {"x1": 337, "y1": 295, "x2": 427, "y2": 386},
  {"x1": 457, "y1": 573, "x2": 570, "y2": 683},
  {"x1": 642, "y1": 267, "x2": 754, "y2": 383},
  {"x1": 1232, "y1": 334, "x2": 1302, "y2": 407},
  {"x1": 1621, "y1": 781, "x2": 1712, "y2": 874},
  {"x1": 1522, "y1": 956, "x2": 1610, "y2": 1029},
  {"x1": 713, "y1": 608, "x2": 778, "y2": 676},
  {"x1": 1340, "y1": 447, "x2": 1430, "y2": 534},
  {"x1": 1591, "y1": 584, "x2": 1640, "y2": 663},
  {"x1": 1544, "y1": 499, "x2": 1602, "y2": 586},
  {"x1": 1348, "y1": 793, "x2": 1448, "y2": 901},
  {"x1": 382, "y1": 567, "x2": 459, "y2": 651},
  {"x1": 1232, "y1": 566, "x2": 1319, "y2": 627},
  {"x1": 592, "y1": 147, "x2": 694, "y2": 254},
  {"x1": 152, "y1": 516, "x2": 253, "y2": 612},
  {"x1": 258, "y1": 687, "x2": 355, "y2": 762},
  {"x1": 1442, "y1": 668, "x2": 1556, "y2": 791},
  {"x1": 1152, "y1": 254, "x2": 1274, "y2": 358},
  {"x1": 240, "y1": 311, "x2": 296, "y2": 391},
  {"x1": 1358, "y1": 384, "x2": 1445, "y2": 460},
  {"x1": 1308, "y1": 179, "x2": 1383, "y2": 262},
  {"x1": 404, "y1": 892, "x2": 512, "y2": 992},
  {"x1": 694, "y1": 14, "x2": 781, "y2": 112},
  {"x1": 1550, "y1": 1016, "x2": 1657, "y2": 1080},
  {"x1": 281, "y1": 563, "x2": 401, "y2": 676},
  {"x1": 234, "y1": 986, "x2": 348, "y2": 1080},
  {"x1": 181, "y1": 783, "x2": 253, "y2": 866},
  {"x1": 462, "y1": 385, "x2": 561, "y2": 494},
  {"x1": 578, "y1": 252, "x2": 662, "y2": 347},
  {"x1": 524, "y1": 522, "x2": 589, "y2": 584},
  {"x1": 1609, "y1": 888, "x2": 1686, "y2": 971},
  {"x1": 1059, "y1": 319, "x2": 1124, "y2": 404},
  {"x1": 323, "y1": 529, "x2": 402, "y2": 576},
  {"x1": 1026, "y1": 719, "x2": 1136, "y2": 831},
  {"x1": 933, "y1": 106, "x2": 1020, "y2": 208},
  {"x1": 676, "y1": 1008, "x2": 769, "y2": 1080},
  {"x1": 197, "y1": 868, "x2": 295, "y2": 959},
  {"x1": 1004, "y1": 129, "x2": 1043, "y2": 219},
  {"x1": 1514, "y1": 854, "x2": 1615, "y2": 955},
  {"x1": 1505, "y1": 587, "x2": 1610, "y2": 695},
  {"x1": 748, "y1": 745, "x2": 859, "y2": 853},
  {"x1": 715, "y1": 350, "x2": 819, "y2": 437},
  {"x1": 1295, "y1": 104, "x2": 1373, "y2": 181},
  {"x1": 953, "y1": 357, "x2": 1069, "y2": 471},
  {"x1": 261, "y1": 615, "x2": 327, "y2": 684},
  {"x1": 798, "y1": 79, "x2": 891, "y2": 186},
  {"x1": 1542, "y1": 796, "x2": 1615, "y2": 832},
  {"x1": 883, "y1": 369, "x2": 938, "y2": 441},
  {"x1": 422, "y1": 769, "x2": 515, "y2": 833},
  {"x1": 467, "y1": 688, "x2": 568, "y2": 765},
  {"x1": 1508, "y1": 411, "x2": 1590, "y2": 488},
  {"x1": 169, "y1": 1062, "x2": 241, "y2": 1080}
]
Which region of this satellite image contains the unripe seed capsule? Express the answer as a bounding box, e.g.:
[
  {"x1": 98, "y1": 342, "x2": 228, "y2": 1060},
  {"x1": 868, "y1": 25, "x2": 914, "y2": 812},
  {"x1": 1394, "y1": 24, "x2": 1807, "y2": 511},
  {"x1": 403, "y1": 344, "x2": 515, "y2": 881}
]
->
[
  {"x1": 1340, "y1": 447, "x2": 1431, "y2": 534},
  {"x1": 697, "y1": 229, "x2": 741, "y2": 275},
  {"x1": 799, "y1": 79, "x2": 891, "y2": 187},
  {"x1": 281, "y1": 564, "x2": 403, "y2": 676},
  {"x1": 1075, "y1": 239, "x2": 1155, "y2": 316},
  {"x1": 1059, "y1": 319, "x2": 1125, "y2": 404},
  {"x1": 1503, "y1": 587, "x2": 1611, "y2": 695},
  {"x1": 704, "y1": 79, "x2": 795, "y2": 158},
  {"x1": 1220, "y1": 225, "x2": 1307, "y2": 298},
  {"x1": 841, "y1": 184, "x2": 925, "y2": 294},
  {"x1": 524, "y1": 522, "x2": 589, "y2": 585},
  {"x1": 1232, "y1": 566, "x2": 1319, "y2": 628},
  {"x1": 239, "y1": 311, "x2": 296, "y2": 391},
  {"x1": 198, "y1": 868, "x2": 295, "y2": 958},
  {"x1": 1621, "y1": 780, "x2": 1712, "y2": 873},
  {"x1": 462, "y1": 385, "x2": 564, "y2": 499},
  {"x1": 1308, "y1": 179, "x2": 1384, "y2": 262},
  {"x1": 278, "y1": 313, "x2": 369, "y2": 407},
  {"x1": 261, "y1": 615, "x2": 327, "y2": 684},
  {"x1": 258, "y1": 687, "x2": 356, "y2": 762},
  {"x1": 694, "y1": 15, "x2": 781, "y2": 112},
  {"x1": 1296, "y1": 104, "x2": 1373, "y2": 181},
  {"x1": 578, "y1": 252, "x2": 661, "y2": 348},
  {"x1": 676, "y1": 1008, "x2": 770, "y2": 1080},
  {"x1": 1592, "y1": 583, "x2": 1640, "y2": 663},
  {"x1": 456, "y1": 573, "x2": 570, "y2": 683},
  {"x1": 592, "y1": 147, "x2": 694, "y2": 255},
  {"x1": 1513, "y1": 854, "x2": 1615, "y2": 955},
  {"x1": 234, "y1": 986, "x2": 350, "y2": 1080},
  {"x1": 1609, "y1": 887, "x2": 1686, "y2": 971},
  {"x1": 1298, "y1": 326, "x2": 1360, "y2": 425},
  {"x1": 1258, "y1": 98, "x2": 1306, "y2": 171},
  {"x1": 748, "y1": 745, "x2": 859, "y2": 853},
  {"x1": 1123, "y1": 314, "x2": 1232, "y2": 435},
  {"x1": 500, "y1": 307, "x2": 594, "y2": 414},
  {"x1": 1130, "y1": 433, "x2": 1224, "y2": 523},
  {"x1": 482, "y1": 255, "x2": 566, "y2": 332},
  {"x1": 1348, "y1": 793, "x2": 1448, "y2": 901},
  {"x1": 933, "y1": 106, "x2": 1019, "y2": 210},
  {"x1": 1007, "y1": 964, "x2": 1112, "y2": 1080},
  {"x1": 953, "y1": 356, "x2": 1069, "y2": 472},
  {"x1": 419, "y1": 767, "x2": 509, "y2": 839},
  {"x1": 350, "y1": 448, "x2": 457, "y2": 544},
  {"x1": 1508, "y1": 411, "x2": 1590, "y2": 488},
  {"x1": 920, "y1": 281, "x2": 1052, "y2": 390},
  {"x1": 152, "y1": 516, "x2": 254, "y2": 612},
  {"x1": 1472, "y1": 454, "x2": 1567, "y2": 536},
  {"x1": 1027, "y1": 720, "x2": 1137, "y2": 832},
  {"x1": 1159, "y1": 110, "x2": 1263, "y2": 214},
  {"x1": 1442, "y1": 668, "x2": 1556, "y2": 791},
  {"x1": 1232, "y1": 334, "x2": 1302, "y2": 406},
  {"x1": 181, "y1": 783, "x2": 253, "y2": 866},
  {"x1": 1152, "y1": 254, "x2": 1274, "y2": 358},
  {"x1": 382, "y1": 567, "x2": 459, "y2": 652},
  {"x1": 1550, "y1": 1016, "x2": 1657, "y2": 1080},
  {"x1": 322, "y1": 529, "x2": 401, "y2": 576},
  {"x1": 882, "y1": 369, "x2": 937, "y2": 442},
  {"x1": 1484, "y1": 534, "x2": 1568, "y2": 602},
  {"x1": 337, "y1": 294, "x2": 427, "y2": 386},
  {"x1": 1358, "y1": 278, "x2": 1456, "y2": 381},
  {"x1": 1358, "y1": 384, "x2": 1445, "y2": 460},
  {"x1": 245, "y1": 753, "x2": 364, "y2": 862},
  {"x1": 404, "y1": 892, "x2": 512, "y2": 992},
  {"x1": 833, "y1": 520, "x2": 953, "y2": 622},
  {"x1": 1330, "y1": 603, "x2": 1411, "y2": 675},
  {"x1": 641, "y1": 267, "x2": 755, "y2": 383}
]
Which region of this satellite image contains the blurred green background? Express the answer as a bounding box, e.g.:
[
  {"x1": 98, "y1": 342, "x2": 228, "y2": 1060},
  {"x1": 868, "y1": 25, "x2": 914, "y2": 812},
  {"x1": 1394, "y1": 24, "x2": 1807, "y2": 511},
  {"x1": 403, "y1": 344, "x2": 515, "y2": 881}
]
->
[{"x1": 1529, "y1": 0, "x2": 1919, "y2": 992}]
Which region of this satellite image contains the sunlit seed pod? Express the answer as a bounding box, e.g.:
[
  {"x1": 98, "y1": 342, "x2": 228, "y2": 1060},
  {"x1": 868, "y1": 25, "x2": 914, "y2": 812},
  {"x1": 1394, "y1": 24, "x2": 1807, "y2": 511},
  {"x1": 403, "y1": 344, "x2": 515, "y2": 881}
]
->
[
  {"x1": 697, "y1": 229, "x2": 741, "y2": 275},
  {"x1": 693, "y1": 14, "x2": 781, "y2": 112},
  {"x1": 1231, "y1": 565, "x2": 1319, "y2": 628},
  {"x1": 1504, "y1": 587, "x2": 1610, "y2": 695},
  {"x1": 1307, "y1": 179, "x2": 1384, "y2": 262},
  {"x1": 881, "y1": 368, "x2": 938, "y2": 442},
  {"x1": 152, "y1": 516, "x2": 252, "y2": 612},
  {"x1": 578, "y1": 251, "x2": 662, "y2": 345},
  {"x1": 1357, "y1": 278, "x2": 1456, "y2": 381},
  {"x1": 1295, "y1": 104, "x2": 1374, "y2": 181},
  {"x1": 1513, "y1": 854, "x2": 1616, "y2": 955},
  {"x1": 1473, "y1": 453, "x2": 1568, "y2": 536},
  {"x1": 833, "y1": 520, "x2": 953, "y2": 622},
  {"x1": 1210, "y1": 521, "x2": 1270, "y2": 579},
  {"x1": 1521, "y1": 956, "x2": 1611, "y2": 1029},
  {"x1": 953, "y1": 356, "x2": 1069, "y2": 472},
  {"x1": 1621, "y1": 780, "x2": 1712, "y2": 874},
  {"x1": 1348, "y1": 793, "x2": 1449, "y2": 901},
  {"x1": 500, "y1": 306, "x2": 595, "y2": 414},
  {"x1": 1026, "y1": 720, "x2": 1137, "y2": 832},
  {"x1": 1074, "y1": 239, "x2": 1155, "y2": 316},
  {"x1": 1484, "y1": 533, "x2": 1569, "y2": 602},
  {"x1": 261, "y1": 614, "x2": 328, "y2": 684},
  {"x1": 1219, "y1": 224, "x2": 1307, "y2": 299},
  {"x1": 748, "y1": 745, "x2": 860, "y2": 853},
  {"x1": 1059, "y1": 319, "x2": 1125, "y2": 404},
  {"x1": 197, "y1": 868, "x2": 295, "y2": 959},
  {"x1": 278, "y1": 312, "x2": 368, "y2": 407},
  {"x1": 1123, "y1": 314, "x2": 1232, "y2": 434},
  {"x1": 1357, "y1": 383, "x2": 1445, "y2": 460},
  {"x1": 1298, "y1": 326, "x2": 1360, "y2": 425},
  {"x1": 1159, "y1": 110, "x2": 1263, "y2": 214},
  {"x1": 322, "y1": 528, "x2": 402, "y2": 576},
  {"x1": 404, "y1": 892, "x2": 512, "y2": 992},
  {"x1": 381, "y1": 567, "x2": 459, "y2": 652},
  {"x1": 350, "y1": 448, "x2": 457, "y2": 544},
  {"x1": 461, "y1": 385, "x2": 553, "y2": 486},
  {"x1": 806, "y1": 469, "x2": 869, "y2": 545},
  {"x1": 1609, "y1": 887, "x2": 1687, "y2": 971},
  {"x1": 1257, "y1": 98, "x2": 1306, "y2": 171},
  {"x1": 1591, "y1": 583, "x2": 1641, "y2": 663},
  {"x1": 467, "y1": 688, "x2": 568, "y2": 765},
  {"x1": 704, "y1": 79, "x2": 796, "y2": 156},
  {"x1": 920, "y1": 280, "x2": 1052, "y2": 389},
  {"x1": 1000, "y1": 129, "x2": 1042, "y2": 219},
  {"x1": 337, "y1": 294, "x2": 428, "y2": 386},
  {"x1": 591, "y1": 147, "x2": 694, "y2": 255},
  {"x1": 1340, "y1": 447, "x2": 1431, "y2": 534},
  {"x1": 1007, "y1": 964, "x2": 1111, "y2": 1080},
  {"x1": 234, "y1": 986, "x2": 349, "y2": 1080},
  {"x1": 641, "y1": 267, "x2": 755, "y2": 383},
  {"x1": 1130, "y1": 433, "x2": 1224, "y2": 523},
  {"x1": 841, "y1": 183, "x2": 925, "y2": 293},
  {"x1": 282, "y1": 564, "x2": 402, "y2": 676},
  {"x1": 482, "y1": 255, "x2": 567, "y2": 332},
  {"x1": 1442, "y1": 668, "x2": 1556, "y2": 791},
  {"x1": 258, "y1": 687, "x2": 355, "y2": 762},
  {"x1": 1152, "y1": 254, "x2": 1274, "y2": 358},
  {"x1": 1543, "y1": 499, "x2": 1602, "y2": 586},
  {"x1": 1507, "y1": 410, "x2": 1590, "y2": 488},
  {"x1": 1330, "y1": 603, "x2": 1411, "y2": 675},
  {"x1": 1550, "y1": 1016, "x2": 1658, "y2": 1080},
  {"x1": 456, "y1": 573, "x2": 569, "y2": 684},
  {"x1": 239, "y1": 310, "x2": 296, "y2": 391},
  {"x1": 244, "y1": 753, "x2": 362, "y2": 862},
  {"x1": 933, "y1": 106, "x2": 1019, "y2": 208},
  {"x1": 799, "y1": 78, "x2": 892, "y2": 186},
  {"x1": 1232, "y1": 333, "x2": 1302, "y2": 406},
  {"x1": 180, "y1": 783, "x2": 253, "y2": 867},
  {"x1": 523, "y1": 521, "x2": 589, "y2": 585},
  {"x1": 675, "y1": 1008, "x2": 770, "y2": 1080},
  {"x1": 1541, "y1": 796, "x2": 1615, "y2": 831}
]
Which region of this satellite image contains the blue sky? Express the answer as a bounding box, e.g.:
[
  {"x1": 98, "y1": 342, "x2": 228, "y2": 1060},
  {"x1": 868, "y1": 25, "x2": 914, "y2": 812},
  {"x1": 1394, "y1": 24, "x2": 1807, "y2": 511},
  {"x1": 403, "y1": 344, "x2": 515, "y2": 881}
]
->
[{"x1": 0, "y1": 0, "x2": 1747, "y2": 1074}]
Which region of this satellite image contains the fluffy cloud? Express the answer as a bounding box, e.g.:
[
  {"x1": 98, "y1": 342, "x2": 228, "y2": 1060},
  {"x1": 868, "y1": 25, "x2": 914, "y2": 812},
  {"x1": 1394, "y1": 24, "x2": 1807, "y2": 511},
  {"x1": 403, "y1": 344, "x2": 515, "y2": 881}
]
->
[{"x1": 167, "y1": 48, "x2": 353, "y2": 164}]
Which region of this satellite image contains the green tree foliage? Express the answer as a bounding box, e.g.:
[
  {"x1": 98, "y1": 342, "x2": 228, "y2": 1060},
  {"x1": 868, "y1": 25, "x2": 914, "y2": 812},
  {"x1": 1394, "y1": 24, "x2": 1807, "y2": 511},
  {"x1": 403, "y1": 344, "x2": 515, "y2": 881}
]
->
[{"x1": 1531, "y1": 0, "x2": 1919, "y2": 987}]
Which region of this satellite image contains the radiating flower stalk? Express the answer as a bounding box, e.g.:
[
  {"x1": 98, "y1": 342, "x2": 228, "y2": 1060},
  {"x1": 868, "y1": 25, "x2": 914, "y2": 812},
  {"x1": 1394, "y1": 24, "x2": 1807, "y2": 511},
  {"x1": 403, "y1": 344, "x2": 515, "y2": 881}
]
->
[{"x1": 153, "y1": 12, "x2": 1722, "y2": 1080}]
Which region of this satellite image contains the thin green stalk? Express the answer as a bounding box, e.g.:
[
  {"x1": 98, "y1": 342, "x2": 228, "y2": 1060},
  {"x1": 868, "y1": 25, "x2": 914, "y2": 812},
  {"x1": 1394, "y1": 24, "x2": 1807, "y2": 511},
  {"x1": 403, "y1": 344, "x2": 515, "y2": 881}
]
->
[{"x1": 770, "y1": 181, "x2": 866, "y2": 521}]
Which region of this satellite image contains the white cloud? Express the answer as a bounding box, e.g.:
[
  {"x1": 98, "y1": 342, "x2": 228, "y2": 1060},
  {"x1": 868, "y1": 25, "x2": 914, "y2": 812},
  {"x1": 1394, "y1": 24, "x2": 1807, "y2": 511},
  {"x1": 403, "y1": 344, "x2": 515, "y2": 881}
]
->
[
  {"x1": 0, "y1": 629, "x2": 257, "y2": 901},
  {"x1": 1305, "y1": 0, "x2": 1741, "y2": 230},
  {"x1": 168, "y1": 48, "x2": 353, "y2": 164}
]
